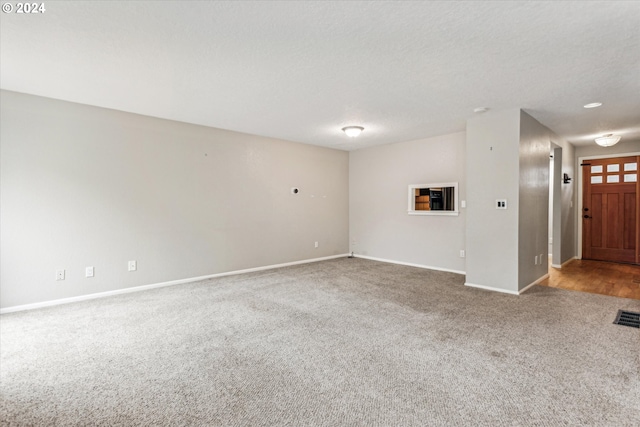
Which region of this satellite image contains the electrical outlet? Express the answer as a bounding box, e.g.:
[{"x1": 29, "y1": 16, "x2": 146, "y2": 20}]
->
[
  {"x1": 56, "y1": 269, "x2": 65, "y2": 281},
  {"x1": 314, "y1": 241, "x2": 319, "y2": 248},
  {"x1": 128, "y1": 260, "x2": 137, "y2": 272},
  {"x1": 496, "y1": 199, "x2": 507, "y2": 209},
  {"x1": 459, "y1": 250, "x2": 465, "y2": 258},
  {"x1": 86, "y1": 266, "x2": 94, "y2": 278}
]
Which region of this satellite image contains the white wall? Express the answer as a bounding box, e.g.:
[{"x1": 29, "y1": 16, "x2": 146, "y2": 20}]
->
[
  {"x1": 574, "y1": 140, "x2": 640, "y2": 159},
  {"x1": 465, "y1": 109, "x2": 521, "y2": 292},
  {"x1": 0, "y1": 91, "x2": 349, "y2": 308},
  {"x1": 349, "y1": 132, "x2": 465, "y2": 273}
]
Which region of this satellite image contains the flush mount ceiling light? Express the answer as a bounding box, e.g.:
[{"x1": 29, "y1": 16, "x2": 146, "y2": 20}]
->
[
  {"x1": 583, "y1": 102, "x2": 603, "y2": 109},
  {"x1": 342, "y1": 126, "x2": 364, "y2": 137},
  {"x1": 473, "y1": 107, "x2": 489, "y2": 113},
  {"x1": 595, "y1": 134, "x2": 621, "y2": 147}
]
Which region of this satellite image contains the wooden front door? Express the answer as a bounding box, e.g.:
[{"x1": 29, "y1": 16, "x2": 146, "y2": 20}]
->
[{"x1": 582, "y1": 156, "x2": 639, "y2": 264}]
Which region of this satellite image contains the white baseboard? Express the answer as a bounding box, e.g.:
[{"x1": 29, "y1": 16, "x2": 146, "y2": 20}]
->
[
  {"x1": 0, "y1": 254, "x2": 349, "y2": 314},
  {"x1": 464, "y1": 282, "x2": 519, "y2": 295},
  {"x1": 551, "y1": 257, "x2": 577, "y2": 269},
  {"x1": 465, "y1": 272, "x2": 548, "y2": 296},
  {"x1": 520, "y1": 273, "x2": 549, "y2": 294},
  {"x1": 353, "y1": 254, "x2": 465, "y2": 275}
]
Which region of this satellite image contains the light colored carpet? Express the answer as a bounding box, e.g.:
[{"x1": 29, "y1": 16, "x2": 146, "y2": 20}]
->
[{"x1": 1, "y1": 258, "x2": 639, "y2": 426}]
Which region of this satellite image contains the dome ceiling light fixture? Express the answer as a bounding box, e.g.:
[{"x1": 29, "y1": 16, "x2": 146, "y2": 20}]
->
[
  {"x1": 342, "y1": 126, "x2": 364, "y2": 137},
  {"x1": 595, "y1": 134, "x2": 621, "y2": 147},
  {"x1": 583, "y1": 102, "x2": 603, "y2": 109}
]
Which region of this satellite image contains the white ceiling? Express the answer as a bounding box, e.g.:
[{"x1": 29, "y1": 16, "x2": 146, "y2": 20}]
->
[{"x1": 1, "y1": 1, "x2": 639, "y2": 151}]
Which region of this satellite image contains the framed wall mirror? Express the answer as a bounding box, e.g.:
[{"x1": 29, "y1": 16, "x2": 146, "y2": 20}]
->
[{"x1": 408, "y1": 182, "x2": 459, "y2": 216}]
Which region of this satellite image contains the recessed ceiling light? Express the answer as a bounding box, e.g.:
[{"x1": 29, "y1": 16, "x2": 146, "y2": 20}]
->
[
  {"x1": 473, "y1": 107, "x2": 489, "y2": 113},
  {"x1": 583, "y1": 102, "x2": 602, "y2": 109},
  {"x1": 342, "y1": 126, "x2": 364, "y2": 137}
]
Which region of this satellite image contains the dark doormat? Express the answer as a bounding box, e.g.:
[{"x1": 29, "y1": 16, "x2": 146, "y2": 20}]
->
[{"x1": 613, "y1": 310, "x2": 640, "y2": 328}]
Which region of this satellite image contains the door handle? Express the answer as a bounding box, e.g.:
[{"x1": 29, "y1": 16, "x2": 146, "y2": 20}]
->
[{"x1": 584, "y1": 215, "x2": 592, "y2": 219}]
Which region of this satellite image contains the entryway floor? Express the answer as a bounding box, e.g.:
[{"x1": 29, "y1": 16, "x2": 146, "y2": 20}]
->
[{"x1": 539, "y1": 259, "x2": 640, "y2": 300}]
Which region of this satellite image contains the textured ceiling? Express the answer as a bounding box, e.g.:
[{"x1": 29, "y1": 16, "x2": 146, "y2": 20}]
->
[{"x1": 1, "y1": 1, "x2": 639, "y2": 151}]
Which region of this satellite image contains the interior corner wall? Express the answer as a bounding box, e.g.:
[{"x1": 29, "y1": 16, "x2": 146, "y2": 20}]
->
[
  {"x1": 0, "y1": 91, "x2": 349, "y2": 309},
  {"x1": 465, "y1": 109, "x2": 521, "y2": 292},
  {"x1": 348, "y1": 132, "x2": 466, "y2": 273}
]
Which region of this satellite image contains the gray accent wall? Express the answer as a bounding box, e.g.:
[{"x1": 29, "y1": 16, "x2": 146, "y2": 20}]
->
[
  {"x1": 349, "y1": 132, "x2": 466, "y2": 273},
  {"x1": 1, "y1": 91, "x2": 349, "y2": 308},
  {"x1": 518, "y1": 111, "x2": 552, "y2": 290}
]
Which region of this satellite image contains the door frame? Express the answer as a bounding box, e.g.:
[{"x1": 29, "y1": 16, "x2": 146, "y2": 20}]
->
[
  {"x1": 550, "y1": 145, "x2": 562, "y2": 267},
  {"x1": 577, "y1": 151, "x2": 640, "y2": 259}
]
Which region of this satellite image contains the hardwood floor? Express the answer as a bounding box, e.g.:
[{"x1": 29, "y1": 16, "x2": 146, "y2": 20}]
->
[{"x1": 539, "y1": 258, "x2": 640, "y2": 300}]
